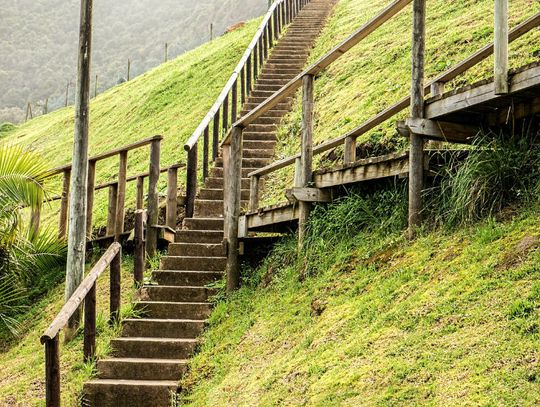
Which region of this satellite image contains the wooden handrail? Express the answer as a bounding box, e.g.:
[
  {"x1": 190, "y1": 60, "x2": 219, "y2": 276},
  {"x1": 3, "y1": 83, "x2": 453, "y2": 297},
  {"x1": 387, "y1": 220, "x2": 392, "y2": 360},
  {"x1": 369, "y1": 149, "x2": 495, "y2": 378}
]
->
[
  {"x1": 41, "y1": 242, "x2": 121, "y2": 344},
  {"x1": 223, "y1": 0, "x2": 414, "y2": 144},
  {"x1": 184, "y1": 0, "x2": 289, "y2": 152},
  {"x1": 45, "y1": 163, "x2": 185, "y2": 202},
  {"x1": 246, "y1": 11, "x2": 540, "y2": 178},
  {"x1": 48, "y1": 135, "x2": 163, "y2": 176}
]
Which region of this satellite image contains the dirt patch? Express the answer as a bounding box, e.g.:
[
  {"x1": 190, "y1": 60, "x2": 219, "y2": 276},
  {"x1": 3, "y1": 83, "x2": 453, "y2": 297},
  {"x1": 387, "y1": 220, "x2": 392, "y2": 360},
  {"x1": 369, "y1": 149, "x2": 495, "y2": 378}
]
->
[{"x1": 497, "y1": 235, "x2": 540, "y2": 271}]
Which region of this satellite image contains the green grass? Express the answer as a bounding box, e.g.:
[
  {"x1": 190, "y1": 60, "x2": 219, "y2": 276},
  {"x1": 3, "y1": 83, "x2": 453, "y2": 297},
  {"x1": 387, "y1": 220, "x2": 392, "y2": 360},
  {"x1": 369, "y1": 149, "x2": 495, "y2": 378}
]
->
[
  {"x1": 179, "y1": 199, "x2": 540, "y2": 406},
  {"x1": 0, "y1": 255, "x2": 139, "y2": 406},
  {"x1": 3, "y1": 18, "x2": 262, "y2": 228},
  {"x1": 261, "y1": 0, "x2": 540, "y2": 206}
]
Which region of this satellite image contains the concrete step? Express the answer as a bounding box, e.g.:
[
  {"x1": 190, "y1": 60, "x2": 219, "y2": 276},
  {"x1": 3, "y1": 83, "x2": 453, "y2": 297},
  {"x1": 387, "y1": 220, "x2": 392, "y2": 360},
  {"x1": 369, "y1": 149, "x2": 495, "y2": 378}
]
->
[
  {"x1": 111, "y1": 337, "x2": 198, "y2": 359},
  {"x1": 140, "y1": 284, "x2": 218, "y2": 302},
  {"x1": 243, "y1": 140, "x2": 277, "y2": 150},
  {"x1": 83, "y1": 379, "x2": 177, "y2": 407},
  {"x1": 243, "y1": 131, "x2": 277, "y2": 141},
  {"x1": 199, "y1": 188, "x2": 250, "y2": 201},
  {"x1": 152, "y1": 270, "x2": 222, "y2": 286},
  {"x1": 247, "y1": 95, "x2": 293, "y2": 104},
  {"x1": 160, "y1": 256, "x2": 226, "y2": 271},
  {"x1": 183, "y1": 217, "x2": 224, "y2": 231},
  {"x1": 175, "y1": 229, "x2": 223, "y2": 243},
  {"x1": 205, "y1": 177, "x2": 250, "y2": 189},
  {"x1": 261, "y1": 67, "x2": 300, "y2": 75},
  {"x1": 135, "y1": 301, "x2": 212, "y2": 320},
  {"x1": 245, "y1": 123, "x2": 277, "y2": 133},
  {"x1": 210, "y1": 166, "x2": 258, "y2": 178},
  {"x1": 215, "y1": 156, "x2": 270, "y2": 167},
  {"x1": 97, "y1": 358, "x2": 187, "y2": 381},
  {"x1": 122, "y1": 318, "x2": 205, "y2": 339},
  {"x1": 243, "y1": 148, "x2": 274, "y2": 158}
]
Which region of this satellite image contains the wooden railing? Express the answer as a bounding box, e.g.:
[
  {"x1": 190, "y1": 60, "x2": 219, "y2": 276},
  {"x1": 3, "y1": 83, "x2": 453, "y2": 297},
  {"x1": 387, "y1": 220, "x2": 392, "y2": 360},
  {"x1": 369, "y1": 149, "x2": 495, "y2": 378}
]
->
[
  {"x1": 39, "y1": 135, "x2": 181, "y2": 256},
  {"x1": 41, "y1": 243, "x2": 125, "y2": 407},
  {"x1": 221, "y1": 0, "x2": 540, "y2": 290},
  {"x1": 182, "y1": 0, "x2": 311, "y2": 218}
]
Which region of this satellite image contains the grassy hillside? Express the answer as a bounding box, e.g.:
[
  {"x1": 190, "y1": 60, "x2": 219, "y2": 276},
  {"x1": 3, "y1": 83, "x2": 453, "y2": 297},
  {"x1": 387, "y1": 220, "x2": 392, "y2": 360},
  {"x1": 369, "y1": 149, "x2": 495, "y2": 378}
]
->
[
  {"x1": 262, "y1": 0, "x2": 540, "y2": 205},
  {"x1": 0, "y1": 257, "x2": 139, "y2": 406},
  {"x1": 2, "y1": 17, "x2": 261, "y2": 228},
  {"x1": 179, "y1": 196, "x2": 540, "y2": 406}
]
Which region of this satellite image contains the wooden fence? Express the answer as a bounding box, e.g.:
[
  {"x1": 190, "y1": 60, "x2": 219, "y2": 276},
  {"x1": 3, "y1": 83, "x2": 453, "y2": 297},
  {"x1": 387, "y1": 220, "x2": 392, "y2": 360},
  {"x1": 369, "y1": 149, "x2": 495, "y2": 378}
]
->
[
  {"x1": 221, "y1": 0, "x2": 540, "y2": 289},
  {"x1": 40, "y1": 242, "x2": 128, "y2": 407},
  {"x1": 182, "y1": 0, "x2": 312, "y2": 218}
]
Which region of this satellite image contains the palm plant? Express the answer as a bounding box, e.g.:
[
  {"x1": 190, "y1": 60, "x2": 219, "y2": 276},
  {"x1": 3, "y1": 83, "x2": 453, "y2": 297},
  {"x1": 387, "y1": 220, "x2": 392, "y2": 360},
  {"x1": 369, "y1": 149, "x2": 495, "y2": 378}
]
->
[{"x1": 0, "y1": 145, "x2": 66, "y2": 335}]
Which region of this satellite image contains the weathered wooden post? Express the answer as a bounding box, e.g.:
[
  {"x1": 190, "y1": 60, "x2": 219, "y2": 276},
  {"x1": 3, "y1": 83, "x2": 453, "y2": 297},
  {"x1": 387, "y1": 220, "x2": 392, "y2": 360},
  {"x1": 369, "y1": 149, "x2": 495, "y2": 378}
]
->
[
  {"x1": 224, "y1": 126, "x2": 243, "y2": 293},
  {"x1": 407, "y1": 0, "x2": 426, "y2": 239},
  {"x1": 109, "y1": 248, "x2": 121, "y2": 324},
  {"x1": 185, "y1": 144, "x2": 198, "y2": 219},
  {"x1": 246, "y1": 54, "x2": 253, "y2": 93},
  {"x1": 127, "y1": 59, "x2": 131, "y2": 81},
  {"x1": 146, "y1": 138, "x2": 161, "y2": 257},
  {"x1": 65, "y1": 80, "x2": 70, "y2": 107},
  {"x1": 164, "y1": 42, "x2": 169, "y2": 63},
  {"x1": 429, "y1": 82, "x2": 445, "y2": 149},
  {"x1": 44, "y1": 98, "x2": 49, "y2": 114},
  {"x1": 249, "y1": 175, "x2": 260, "y2": 212},
  {"x1": 298, "y1": 74, "x2": 315, "y2": 248},
  {"x1": 134, "y1": 209, "x2": 145, "y2": 286},
  {"x1": 232, "y1": 80, "x2": 238, "y2": 123},
  {"x1": 212, "y1": 110, "x2": 220, "y2": 161},
  {"x1": 136, "y1": 176, "x2": 144, "y2": 210},
  {"x1": 223, "y1": 92, "x2": 230, "y2": 131},
  {"x1": 115, "y1": 151, "x2": 128, "y2": 241},
  {"x1": 494, "y1": 0, "x2": 508, "y2": 94},
  {"x1": 240, "y1": 67, "x2": 246, "y2": 106},
  {"x1": 86, "y1": 159, "x2": 96, "y2": 240},
  {"x1": 59, "y1": 170, "x2": 71, "y2": 239},
  {"x1": 344, "y1": 136, "x2": 356, "y2": 164},
  {"x1": 65, "y1": 0, "x2": 93, "y2": 337},
  {"x1": 203, "y1": 127, "x2": 209, "y2": 180},
  {"x1": 106, "y1": 183, "x2": 118, "y2": 236},
  {"x1": 44, "y1": 336, "x2": 60, "y2": 407},
  {"x1": 94, "y1": 75, "x2": 98, "y2": 98},
  {"x1": 210, "y1": 23, "x2": 214, "y2": 40},
  {"x1": 83, "y1": 282, "x2": 96, "y2": 361},
  {"x1": 166, "y1": 165, "x2": 179, "y2": 228}
]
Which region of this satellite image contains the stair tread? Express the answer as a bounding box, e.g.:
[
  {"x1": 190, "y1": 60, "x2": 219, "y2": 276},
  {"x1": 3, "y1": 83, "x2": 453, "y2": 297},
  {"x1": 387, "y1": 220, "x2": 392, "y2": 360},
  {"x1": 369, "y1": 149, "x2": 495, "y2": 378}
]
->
[
  {"x1": 113, "y1": 337, "x2": 198, "y2": 343},
  {"x1": 123, "y1": 318, "x2": 206, "y2": 323},
  {"x1": 99, "y1": 357, "x2": 188, "y2": 364},
  {"x1": 85, "y1": 379, "x2": 178, "y2": 386}
]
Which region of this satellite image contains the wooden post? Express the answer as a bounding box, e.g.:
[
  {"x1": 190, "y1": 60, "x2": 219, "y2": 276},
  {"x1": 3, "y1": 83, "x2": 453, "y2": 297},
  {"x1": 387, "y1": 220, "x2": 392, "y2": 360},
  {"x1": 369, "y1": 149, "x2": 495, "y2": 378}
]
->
[
  {"x1": 59, "y1": 169, "x2": 71, "y2": 239},
  {"x1": 298, "y1": 75, "x2": 315, "y2": 249},
  {"x1": 44, "y1": 98, "x2": 49, "y2": 114},
  {"x1": 212, "y1": 110, "x2": 220, "y2": 161},
  {"x1": 253, "y1": 46, "x2": 259, "y2": 81},
  {"x1": 240, "y1": 67, "x2": 246, "y2": 106},
  {"x1": 166, "y1": 166, "x2": 178, "y2": 228},
  {"x1": 249, "y1": 175, "x2": 260, "y2": 212},
  {"x1": 246, "y1": 54, "x2": 253, "y2": 94},
  {"x1": 94, "y1": 75, "x2": 98, "y2": 98},
  {"x1": 83, "y1": 282, "x2": 96, "y2": 362},
  {"x1": 408, "y1": 0, "x2": 426, "y2": 240},
  {"x1": 294, "y1": 157, "x2": 302, "y2": 188},
  {"x1": 109, "y1": 249, "x2": 121, "y2": 324},
  {"x1": 134, "y1": 210, "x2": 145, "y2": 286},
  {"x1": 65, "y1": 0, "x2": 93, "y2": 337},
  {"x1": 223, "y1": 92, "x2": 229, "y2": 131},
  {"x1": 86, "y1": 160, "x2": 96, "y2": 240},
  {"x1": 203, "y1": 126, "x2": 209, "y2": 180},
  {"x1": 106, "y1": 183, "x2": 118, "y2": 236},
  {"x1": 262, "y1": 30, "x2": 268, "y2": 60},
  {"x1": 115, "y1": 151, "x2": 128, "y2": 241},
  {"x1": 164, "y1": 42, "x2": 168, "y2": 62},
  {"x1": 231, "y1": 80, "x2": 238, "y2": 123},
  {"x1": 146, "y1": 139, "x2": 160, "y2": 257},
  {"x1": 268, "y1": 14, "x2": 274, "y2": 45},
  {"x1": 344, "y1": 136, "x2": 356, "y2": 164},
  {"x1": 494, "y1": 0, "x2": 509, "y2": 94},
  {"x1": 224, "y1": 126, "x2": 243, "y2": 293},
  {"x1": 44, "y1": 336, "x2": 60, "y2": 407},
  {"x1": 429, "y1": 82, "x2": 445, "y2": 149},
  {"x1": 258, "y1": 37, "x2": 264, "y2": 68},
  {"x1": 127, "y1": 59, "x2": 131, "y2": 81},
  {"x1": 210, "y1": 23, "x2": 214, "y2": 40},
  {"x1": 222, "y1": 144, "x2": 231, "y2": 233},
  {"x1": 185, "y1": 144, "x2": 198, "y2": 219},
  {"x1": 136, "y1": 176, "x2": 144, "y2": 210}
]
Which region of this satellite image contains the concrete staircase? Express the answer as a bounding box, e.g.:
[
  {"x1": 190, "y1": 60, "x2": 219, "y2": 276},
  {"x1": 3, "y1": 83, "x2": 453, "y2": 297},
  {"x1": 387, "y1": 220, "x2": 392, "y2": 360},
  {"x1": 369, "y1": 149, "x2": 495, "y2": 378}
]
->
[{"x1": 83, "y1": 1, "x2": 336, "y2": 405}]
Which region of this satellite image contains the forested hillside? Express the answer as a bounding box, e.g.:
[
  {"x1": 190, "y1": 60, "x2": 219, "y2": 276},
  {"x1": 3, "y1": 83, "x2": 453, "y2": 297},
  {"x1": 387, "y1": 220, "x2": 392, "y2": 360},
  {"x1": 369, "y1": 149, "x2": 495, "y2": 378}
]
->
[{"x1": 0, "y1": 0, "x2": 267, "y2": 123}]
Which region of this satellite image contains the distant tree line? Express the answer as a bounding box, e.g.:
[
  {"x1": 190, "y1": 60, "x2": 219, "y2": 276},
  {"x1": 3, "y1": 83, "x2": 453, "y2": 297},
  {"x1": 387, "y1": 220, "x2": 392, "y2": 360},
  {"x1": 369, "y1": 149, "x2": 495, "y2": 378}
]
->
[{"x1": 0, "y1": 0, "x2": 267, "y2": 123}]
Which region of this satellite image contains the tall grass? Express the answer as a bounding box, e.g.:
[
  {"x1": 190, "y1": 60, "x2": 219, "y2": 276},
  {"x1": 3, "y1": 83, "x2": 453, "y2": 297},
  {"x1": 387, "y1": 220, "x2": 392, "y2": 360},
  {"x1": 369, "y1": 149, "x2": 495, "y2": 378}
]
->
[{"x1": 428, "y1": 119, "x2": 540, "y2": 227}]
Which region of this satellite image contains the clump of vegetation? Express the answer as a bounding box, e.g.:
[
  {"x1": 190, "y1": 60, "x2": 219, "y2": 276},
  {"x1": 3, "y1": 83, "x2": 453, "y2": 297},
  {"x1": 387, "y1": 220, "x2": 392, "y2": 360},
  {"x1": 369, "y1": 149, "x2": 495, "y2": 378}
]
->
[
  {"x1": 0, "y1": 145, "x2": 66, "y2": 335},
  {"x1": 0, "y1": 122, "x2": 16, "y2": 137},
  {"x1": 429, "y1": 119, "x2": 540, "y2": 227}
]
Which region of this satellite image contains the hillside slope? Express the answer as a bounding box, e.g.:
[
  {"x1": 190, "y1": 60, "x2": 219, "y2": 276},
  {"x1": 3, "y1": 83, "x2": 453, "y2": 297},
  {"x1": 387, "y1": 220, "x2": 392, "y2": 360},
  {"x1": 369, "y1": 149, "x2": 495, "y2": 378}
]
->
[
  {"x1": 261, "y1": 0, "x2": 540, "y2": 205},
  {"x1": 2, "y1": 18, "x2": 262, "y2": 227},
  {"x1": 180, "y1": 200, "x2": 540, "y2": 406}
]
